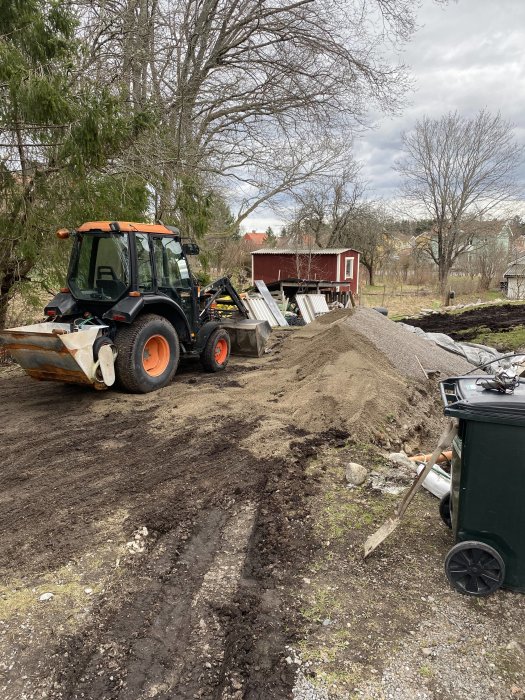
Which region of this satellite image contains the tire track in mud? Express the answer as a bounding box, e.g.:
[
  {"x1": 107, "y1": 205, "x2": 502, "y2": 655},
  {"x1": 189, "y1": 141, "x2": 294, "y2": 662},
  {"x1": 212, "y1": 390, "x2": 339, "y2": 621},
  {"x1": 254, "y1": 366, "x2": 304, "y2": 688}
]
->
[
  {"x1": 55, "y1": 504, "x2": 259, "y2": 699},
  {"x1": 49, "y1": 433, "x2": 344, "y2": 700}
]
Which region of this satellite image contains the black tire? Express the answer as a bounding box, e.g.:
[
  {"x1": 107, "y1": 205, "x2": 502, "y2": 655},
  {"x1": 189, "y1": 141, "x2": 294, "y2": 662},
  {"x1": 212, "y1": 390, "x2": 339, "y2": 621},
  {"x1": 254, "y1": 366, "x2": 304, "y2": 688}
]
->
[
  {"x1": 114, "y1": 314, "x2": 180, "y2": 393},
  {"x1": 93, "y1": 335, "x2": 114, "y2": 361},
  {"x1": 201, "y1": 328, "x2": 230, "y2": 372},
  {"x1": 445, "y1": 541, "x2": 505, "y2": 597},
  {"x1": 439, "y1": 492, "x2": 452, "y2": 529}
]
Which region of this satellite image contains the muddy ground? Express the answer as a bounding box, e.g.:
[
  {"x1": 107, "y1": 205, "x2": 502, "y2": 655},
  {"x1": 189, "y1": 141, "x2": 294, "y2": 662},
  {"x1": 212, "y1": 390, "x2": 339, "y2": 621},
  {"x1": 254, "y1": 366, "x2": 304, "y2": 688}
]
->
[
  {"x1": 403, "y1": 304, "x2": 525, "y2": 342},
  {"x1": 1, "y1": 314, "x2": 524, "y2": 700}
]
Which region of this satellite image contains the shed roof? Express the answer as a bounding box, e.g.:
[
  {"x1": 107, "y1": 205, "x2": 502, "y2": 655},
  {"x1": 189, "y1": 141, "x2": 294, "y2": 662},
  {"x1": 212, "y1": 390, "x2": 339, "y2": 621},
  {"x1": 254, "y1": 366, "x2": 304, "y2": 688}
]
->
[
  {"x1": 251, "y1": 247, "x2": 357, "y2": 255},
  {"x1": 504, "y1": 256, "x2": 525, "y2": 277}
]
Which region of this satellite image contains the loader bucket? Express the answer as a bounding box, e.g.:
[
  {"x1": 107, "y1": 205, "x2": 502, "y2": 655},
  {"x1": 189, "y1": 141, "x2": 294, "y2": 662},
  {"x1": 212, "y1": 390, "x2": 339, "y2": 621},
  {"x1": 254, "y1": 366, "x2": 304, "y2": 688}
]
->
[
  {"x1": 0, "y1": 322, "x2": 111, "y2": 388},
  {"x1": 220, "y1": 319, "x2": 272, "y2": 357}
]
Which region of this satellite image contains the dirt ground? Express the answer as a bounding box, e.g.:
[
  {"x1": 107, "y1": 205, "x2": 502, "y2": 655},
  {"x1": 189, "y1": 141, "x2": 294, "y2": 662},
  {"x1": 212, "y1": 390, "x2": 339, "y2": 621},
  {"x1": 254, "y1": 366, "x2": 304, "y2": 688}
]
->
[
  {"x1": 1, "y1": 312, "x2": 524, "y2": 700},
  {"x1": 403, "y1": 304, "x2": 525, "y2": 342}
]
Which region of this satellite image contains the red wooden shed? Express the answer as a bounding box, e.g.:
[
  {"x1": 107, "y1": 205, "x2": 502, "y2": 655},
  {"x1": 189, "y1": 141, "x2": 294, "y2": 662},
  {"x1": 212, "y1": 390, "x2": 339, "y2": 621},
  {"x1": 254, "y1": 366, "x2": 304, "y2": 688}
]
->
[{"x1": 251, "y1": 248, "x2": 360, "y2": 295}]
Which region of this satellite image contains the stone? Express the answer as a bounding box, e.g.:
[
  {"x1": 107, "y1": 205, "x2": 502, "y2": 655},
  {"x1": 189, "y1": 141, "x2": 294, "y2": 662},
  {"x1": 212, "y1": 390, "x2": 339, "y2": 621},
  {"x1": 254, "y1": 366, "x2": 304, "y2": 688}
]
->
[
  {"x1": 345, "y1": 462, "x2": 368, "y2": 486},
  {"x1": 388, "y1": 452, "x2": 414, "y2": 470},
  {"x1": 39, "y1": 592, "x2": 54, "y2": 602}
]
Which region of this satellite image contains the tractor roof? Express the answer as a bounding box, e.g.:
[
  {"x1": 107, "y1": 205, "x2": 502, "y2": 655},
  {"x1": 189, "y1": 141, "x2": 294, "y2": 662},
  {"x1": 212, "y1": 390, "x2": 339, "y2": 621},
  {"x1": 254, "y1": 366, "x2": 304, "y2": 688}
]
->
[{"x1": 77, "y1": 221, "x2": 177, "y2": 235}]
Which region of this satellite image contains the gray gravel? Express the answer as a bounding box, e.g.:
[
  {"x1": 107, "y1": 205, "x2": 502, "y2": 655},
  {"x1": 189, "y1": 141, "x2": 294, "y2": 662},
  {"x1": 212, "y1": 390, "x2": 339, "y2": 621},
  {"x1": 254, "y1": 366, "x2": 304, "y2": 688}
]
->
[
  {"x1": 344, "y1": 307, "x2": 473, "y2": 380},
  {"x1": 357, "y1": 587, "x2": 525, "y2": 700}
]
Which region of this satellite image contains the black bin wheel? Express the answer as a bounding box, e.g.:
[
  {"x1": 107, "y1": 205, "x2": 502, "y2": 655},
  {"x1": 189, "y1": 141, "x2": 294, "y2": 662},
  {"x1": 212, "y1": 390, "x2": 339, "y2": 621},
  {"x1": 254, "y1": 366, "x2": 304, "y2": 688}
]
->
[
  {"x1": 114, "y1": 314, "x2": 180, "y2": 393},
  {"x1": 445, "y1": 541, "x2": 505, "y2": 596},
  {"x1": 439, "y1": 492, "x2": 452, "y2": 529},
  {"x1": 201, "y1": 329, "x2": 230, "y2": 372}
]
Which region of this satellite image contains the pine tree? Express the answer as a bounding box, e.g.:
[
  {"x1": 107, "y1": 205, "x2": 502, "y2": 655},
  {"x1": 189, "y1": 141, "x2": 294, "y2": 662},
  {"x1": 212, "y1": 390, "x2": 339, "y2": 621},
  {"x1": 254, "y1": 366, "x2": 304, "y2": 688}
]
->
[{"x1": 0, "y1": 1, "x2": 148, "y2": 327}]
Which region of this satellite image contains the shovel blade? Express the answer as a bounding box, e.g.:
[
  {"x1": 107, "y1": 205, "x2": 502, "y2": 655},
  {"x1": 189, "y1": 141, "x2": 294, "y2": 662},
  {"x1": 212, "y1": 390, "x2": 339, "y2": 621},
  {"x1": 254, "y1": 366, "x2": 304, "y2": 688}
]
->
[{"x1": 363, "y1": 517, "x2": 400, "y2": 558}]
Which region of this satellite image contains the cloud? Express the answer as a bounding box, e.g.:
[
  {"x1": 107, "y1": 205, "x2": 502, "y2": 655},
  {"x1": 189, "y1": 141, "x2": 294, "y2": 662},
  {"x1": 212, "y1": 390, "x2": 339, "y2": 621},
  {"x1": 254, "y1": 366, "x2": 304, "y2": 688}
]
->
[{"x1": 357, "y1": 0, "x2": 525, "y2": 200}]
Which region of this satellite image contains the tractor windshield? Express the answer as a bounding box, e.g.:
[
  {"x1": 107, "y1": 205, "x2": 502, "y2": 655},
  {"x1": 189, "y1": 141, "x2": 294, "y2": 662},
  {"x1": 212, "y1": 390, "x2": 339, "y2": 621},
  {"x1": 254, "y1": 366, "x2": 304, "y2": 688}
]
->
[{"x1": 68, "y1": 233, "x2": 131, "y2": 302}]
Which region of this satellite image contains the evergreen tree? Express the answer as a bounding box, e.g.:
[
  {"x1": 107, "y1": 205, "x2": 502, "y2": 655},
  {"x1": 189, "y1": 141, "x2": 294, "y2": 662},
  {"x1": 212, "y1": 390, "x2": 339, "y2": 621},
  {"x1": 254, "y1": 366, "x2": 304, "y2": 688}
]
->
[
  {"x1": 0, "y1": 1, "x2": 148, "y2": 327},
  {"x1": 265, "y1": 226, "x2": 277, "y2": 248}
]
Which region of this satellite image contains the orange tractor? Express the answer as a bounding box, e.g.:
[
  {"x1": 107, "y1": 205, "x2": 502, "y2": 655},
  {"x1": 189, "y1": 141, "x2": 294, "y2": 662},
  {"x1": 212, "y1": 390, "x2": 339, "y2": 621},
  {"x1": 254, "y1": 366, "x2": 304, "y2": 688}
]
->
[{"x1": 0, "y1": 221, "x2": 269, "y2": 392}]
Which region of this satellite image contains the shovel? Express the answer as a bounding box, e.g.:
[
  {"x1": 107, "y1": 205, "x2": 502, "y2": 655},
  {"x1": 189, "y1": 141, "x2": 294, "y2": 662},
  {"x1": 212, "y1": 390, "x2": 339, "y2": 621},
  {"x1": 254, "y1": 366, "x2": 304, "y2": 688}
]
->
[{"x1": 363, "y1": 419, "x2": 458, "y2": 558}]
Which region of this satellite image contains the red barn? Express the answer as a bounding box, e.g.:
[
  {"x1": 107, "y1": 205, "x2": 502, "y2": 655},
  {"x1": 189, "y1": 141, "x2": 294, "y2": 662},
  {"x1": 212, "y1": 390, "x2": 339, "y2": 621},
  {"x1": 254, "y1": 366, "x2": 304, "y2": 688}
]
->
[{"x1": 251, "y1": 247, "x2": 360, "y2": 295}]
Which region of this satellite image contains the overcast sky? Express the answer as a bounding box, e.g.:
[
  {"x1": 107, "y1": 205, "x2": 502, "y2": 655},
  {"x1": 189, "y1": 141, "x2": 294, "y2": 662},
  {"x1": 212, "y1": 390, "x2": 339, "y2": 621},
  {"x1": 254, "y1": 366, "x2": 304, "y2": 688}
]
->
[{"x1": 243, "y1": 0, "x2": 525, "y2": 233}]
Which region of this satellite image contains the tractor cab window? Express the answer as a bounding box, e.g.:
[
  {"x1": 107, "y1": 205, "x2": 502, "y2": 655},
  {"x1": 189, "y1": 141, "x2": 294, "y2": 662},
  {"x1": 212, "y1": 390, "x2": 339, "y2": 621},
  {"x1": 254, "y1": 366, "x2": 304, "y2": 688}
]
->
[
  {"x1": 135, "y1": 233, "x2": 154, "y2": 292},
  {"x1": 153, "y1": 237, "x2": 191, "y2": 291},
  {"x1": 69, "y1": 233, "x2": 130, "y2": 302}
]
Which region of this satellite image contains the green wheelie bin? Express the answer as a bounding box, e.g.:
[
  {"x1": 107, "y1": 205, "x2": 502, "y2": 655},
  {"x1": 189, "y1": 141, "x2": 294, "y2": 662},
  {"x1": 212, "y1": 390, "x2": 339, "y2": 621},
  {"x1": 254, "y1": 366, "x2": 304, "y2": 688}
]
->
[{"x1": 439, "y1": 376, "x2": 525, "y2": 596}]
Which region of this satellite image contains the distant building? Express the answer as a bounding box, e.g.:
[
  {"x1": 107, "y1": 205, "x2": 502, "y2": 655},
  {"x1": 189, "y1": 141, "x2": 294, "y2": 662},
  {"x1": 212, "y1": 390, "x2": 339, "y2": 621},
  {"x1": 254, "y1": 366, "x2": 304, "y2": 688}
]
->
[
  {"x1": 243, "y1": 231, "x2": 267, "y2": 247},
  {"x1": 251, "y1": 247, "x2": 360, "y2": 295},
  {"x1": 504, "y1": 255, "x2": 525, "y2": 299}
]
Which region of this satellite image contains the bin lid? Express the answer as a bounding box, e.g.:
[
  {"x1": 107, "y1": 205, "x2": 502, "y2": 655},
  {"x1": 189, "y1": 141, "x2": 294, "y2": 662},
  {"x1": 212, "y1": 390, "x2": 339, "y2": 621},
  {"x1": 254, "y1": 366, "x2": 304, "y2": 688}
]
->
[{"x1": 441, "y1": 376, "x2": 525, "y2": 425}]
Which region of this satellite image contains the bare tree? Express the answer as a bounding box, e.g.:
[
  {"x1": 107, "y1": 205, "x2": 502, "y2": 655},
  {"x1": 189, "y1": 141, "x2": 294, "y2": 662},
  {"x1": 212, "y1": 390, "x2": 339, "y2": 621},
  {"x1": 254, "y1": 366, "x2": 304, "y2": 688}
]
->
[
  {"x1": 331, "y1": 203, "x2": 394, "y2": 285},
  {"x1": 395, "y1": 110, "x2": 523, "y2": 294},
  {"x1": 287, "y1": 168, "x2": 395, "y2": 285},
  {"x1": 77, "y1": 0, "x2": 420, "y2": 227}
]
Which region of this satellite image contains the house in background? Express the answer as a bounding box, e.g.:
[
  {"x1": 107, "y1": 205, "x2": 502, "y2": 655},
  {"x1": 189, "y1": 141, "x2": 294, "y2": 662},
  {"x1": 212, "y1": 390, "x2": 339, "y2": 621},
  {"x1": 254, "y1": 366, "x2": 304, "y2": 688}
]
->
[
  {"x1": 251, "y1": 247, "x2": 360, "y2": 297},
  {"x1": 243, "y1": 231, "x2": 267, "y2": 248}
]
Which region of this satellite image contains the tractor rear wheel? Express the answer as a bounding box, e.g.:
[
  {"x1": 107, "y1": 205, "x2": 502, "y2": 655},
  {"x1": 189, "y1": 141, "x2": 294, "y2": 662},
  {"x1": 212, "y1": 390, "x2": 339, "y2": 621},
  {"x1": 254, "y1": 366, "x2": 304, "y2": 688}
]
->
[
  {"x1": 114, "y1": 314, "x2": 180, "y2": 393},
  {"x1": 201, "y1": 328, "x2": 230, "y2": 372}
]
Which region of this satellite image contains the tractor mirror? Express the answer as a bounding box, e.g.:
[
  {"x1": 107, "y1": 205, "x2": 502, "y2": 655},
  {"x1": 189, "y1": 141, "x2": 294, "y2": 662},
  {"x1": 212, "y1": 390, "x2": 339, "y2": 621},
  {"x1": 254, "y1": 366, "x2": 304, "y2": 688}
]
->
[{"x1": 183, "y1": 242, "x2": 200, "y2": 255}]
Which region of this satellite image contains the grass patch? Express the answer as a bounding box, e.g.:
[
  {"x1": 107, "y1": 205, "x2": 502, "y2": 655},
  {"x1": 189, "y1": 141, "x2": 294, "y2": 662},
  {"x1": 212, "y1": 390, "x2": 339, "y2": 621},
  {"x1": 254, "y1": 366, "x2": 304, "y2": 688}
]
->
[
  {"x1": 301, "y1": 583, "x2": 344, "y2": 625},
  {"x1": 315, "y1": 475, "x2": 396, "y2": 541},
  {"x1": 464, "y1": 325, "x2": 525, "y2": 351}
]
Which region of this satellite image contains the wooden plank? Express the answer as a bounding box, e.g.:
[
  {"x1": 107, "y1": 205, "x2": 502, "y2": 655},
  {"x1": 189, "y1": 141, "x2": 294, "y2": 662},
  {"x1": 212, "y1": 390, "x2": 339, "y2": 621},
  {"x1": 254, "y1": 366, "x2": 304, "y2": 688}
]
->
[{"x1": 254, "y1": 280, "x2": 288, "y2": 326}]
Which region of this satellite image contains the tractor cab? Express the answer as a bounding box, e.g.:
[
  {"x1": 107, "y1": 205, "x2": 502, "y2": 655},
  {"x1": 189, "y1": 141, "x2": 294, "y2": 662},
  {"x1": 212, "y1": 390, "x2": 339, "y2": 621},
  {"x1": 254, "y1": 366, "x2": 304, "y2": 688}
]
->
[{"x1": 63, "y1": 221, "x2": 199, "y2": 327}]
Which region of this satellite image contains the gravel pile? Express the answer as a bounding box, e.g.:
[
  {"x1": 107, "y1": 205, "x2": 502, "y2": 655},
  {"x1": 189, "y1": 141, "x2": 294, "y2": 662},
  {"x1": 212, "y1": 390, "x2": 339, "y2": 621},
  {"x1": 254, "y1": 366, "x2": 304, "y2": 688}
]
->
[{"x1": 344, "y1": 307, "x2": 473, "y2": 379}]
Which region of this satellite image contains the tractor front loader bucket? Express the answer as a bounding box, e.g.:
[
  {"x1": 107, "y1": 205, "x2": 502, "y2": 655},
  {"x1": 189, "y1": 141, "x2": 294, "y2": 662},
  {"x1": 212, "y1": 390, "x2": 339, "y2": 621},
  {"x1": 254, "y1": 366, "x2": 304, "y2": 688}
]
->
[
  {"x1": 0, "y1": 322, "x2": 113, "y2": 389},
  {"x1": 220, "y1": 319, "x2": 272, "y2": 357}
]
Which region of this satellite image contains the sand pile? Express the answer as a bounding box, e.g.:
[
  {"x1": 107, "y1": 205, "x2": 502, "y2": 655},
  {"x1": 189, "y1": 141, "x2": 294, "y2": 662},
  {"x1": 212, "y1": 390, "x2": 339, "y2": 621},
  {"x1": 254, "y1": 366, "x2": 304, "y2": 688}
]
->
[{"x1": 254, "y1": 309, "x2": 453, "y2": 439}]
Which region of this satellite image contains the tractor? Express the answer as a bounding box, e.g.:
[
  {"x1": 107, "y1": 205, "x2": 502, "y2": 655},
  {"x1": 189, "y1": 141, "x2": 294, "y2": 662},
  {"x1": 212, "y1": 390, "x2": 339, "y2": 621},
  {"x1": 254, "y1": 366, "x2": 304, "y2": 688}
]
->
[{"x1": 0, "y1": 221, "x2": 269, "y2": 392}]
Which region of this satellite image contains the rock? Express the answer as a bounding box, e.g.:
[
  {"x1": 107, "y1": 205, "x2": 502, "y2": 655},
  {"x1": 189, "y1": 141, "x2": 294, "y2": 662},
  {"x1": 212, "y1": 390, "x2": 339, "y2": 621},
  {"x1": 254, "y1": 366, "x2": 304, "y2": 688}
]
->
[
  {"x1": 421, "y1": 647, "x2": 432, "y2": 656},
  {"x1": 345, "y1": 462, "x2": 368, "y2": 486},
  {"x1": 388, "y1": 452, "x2": 414, "y2": 470},
  {"x1": 39, "y1": 592, "x2": 54, "y2": 602},
  {"x1": 84, "y1": 588, "x2": 93, "y2": 595},
  {"x1": 322, "y1": 618, "x2": 331, "y2": 626}
]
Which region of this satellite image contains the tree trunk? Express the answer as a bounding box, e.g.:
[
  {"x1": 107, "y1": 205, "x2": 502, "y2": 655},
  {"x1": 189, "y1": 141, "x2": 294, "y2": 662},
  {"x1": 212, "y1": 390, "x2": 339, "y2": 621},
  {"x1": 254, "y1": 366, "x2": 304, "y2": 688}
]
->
[
  {"x1": 0, "y1": 259, "x2": 34, "y2": 329},
  {"x1": 0, "y1": 283, "x2": 12, "y2": 330},
  {"x1": 363, "y1": 260, "x2": 374, "y2": 286}
]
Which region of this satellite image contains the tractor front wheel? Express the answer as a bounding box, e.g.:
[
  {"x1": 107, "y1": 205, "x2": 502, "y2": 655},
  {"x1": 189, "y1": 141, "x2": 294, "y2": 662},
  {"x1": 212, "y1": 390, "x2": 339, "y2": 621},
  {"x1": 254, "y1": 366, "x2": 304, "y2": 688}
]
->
[
  {"x1": 201, "y1": 328, "x2": 231, "y2": 372},
  {"x1": 114, "y1": 314, "x2": 180, "y2": 393}
]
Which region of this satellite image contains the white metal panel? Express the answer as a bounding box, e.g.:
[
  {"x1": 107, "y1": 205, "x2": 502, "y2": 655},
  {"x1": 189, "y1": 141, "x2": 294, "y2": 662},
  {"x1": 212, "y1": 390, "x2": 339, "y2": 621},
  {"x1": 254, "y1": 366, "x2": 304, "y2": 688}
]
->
[
  {"x1": 296, "y1": 294, "x2": 329, "y2": 323},
  {"x1": 254, "y1": 280, "x2": 288, "y2": 326},
  {"x1": 295, "y1": 294, "x2": 315, "y2": 323},
  {"x1": 244, "y1": 298, "x2": 279, "y2": 327},
  {"x1": 307, "y1": 294, "x2": 329, "y2": 315}
]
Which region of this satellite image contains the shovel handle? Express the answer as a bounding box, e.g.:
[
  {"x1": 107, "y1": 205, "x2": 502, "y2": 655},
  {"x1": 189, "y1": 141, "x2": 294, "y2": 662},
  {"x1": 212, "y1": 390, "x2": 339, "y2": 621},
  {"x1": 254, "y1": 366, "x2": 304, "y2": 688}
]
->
[{"x1": 395, "y1": 420, "x2": 457, "y2": 520}]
